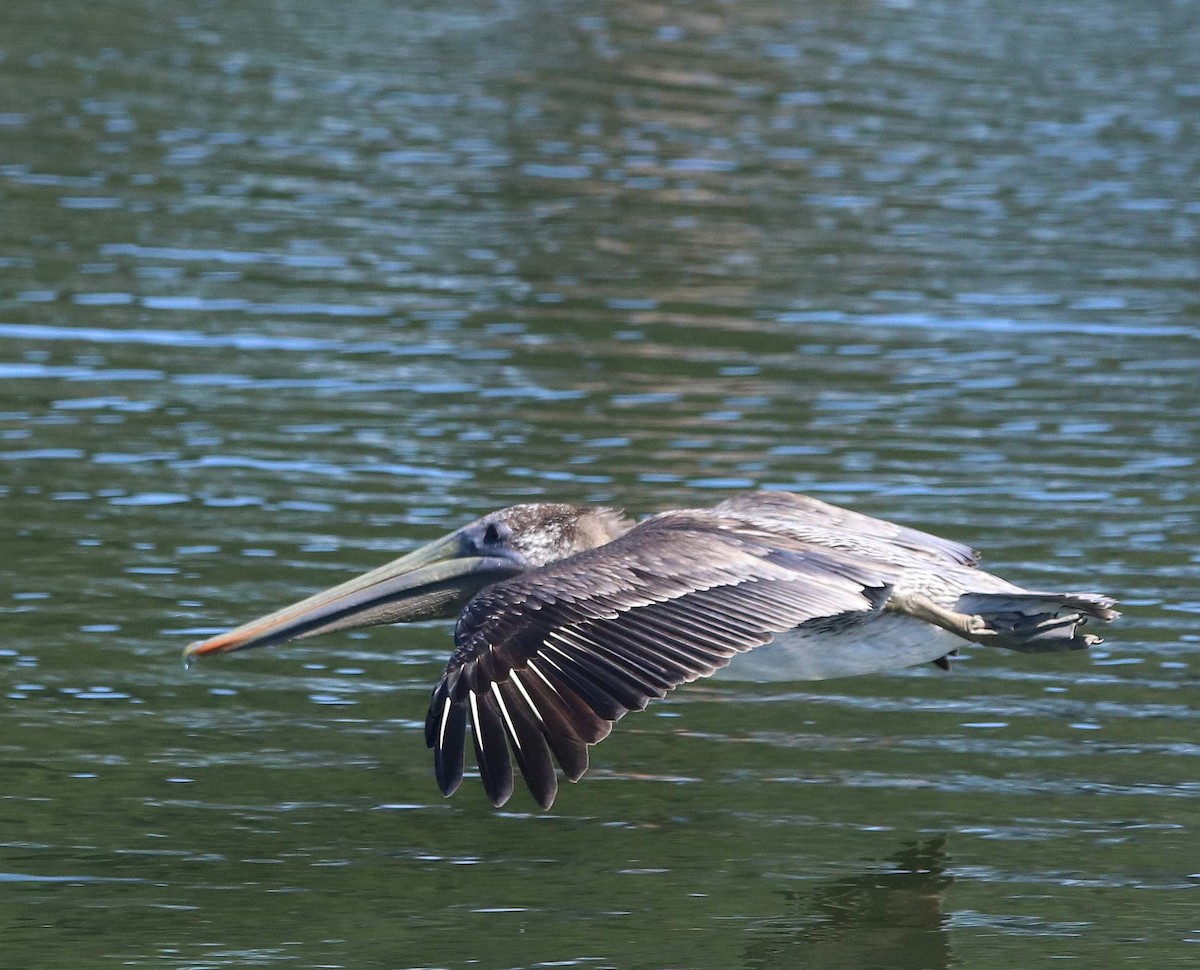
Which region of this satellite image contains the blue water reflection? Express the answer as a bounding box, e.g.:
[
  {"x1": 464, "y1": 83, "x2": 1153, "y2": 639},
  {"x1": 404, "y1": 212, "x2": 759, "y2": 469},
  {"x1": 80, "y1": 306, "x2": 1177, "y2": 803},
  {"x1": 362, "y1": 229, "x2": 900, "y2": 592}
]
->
[{"x1": 2, "y1": 0, "x2": 1198, "y2": 965}]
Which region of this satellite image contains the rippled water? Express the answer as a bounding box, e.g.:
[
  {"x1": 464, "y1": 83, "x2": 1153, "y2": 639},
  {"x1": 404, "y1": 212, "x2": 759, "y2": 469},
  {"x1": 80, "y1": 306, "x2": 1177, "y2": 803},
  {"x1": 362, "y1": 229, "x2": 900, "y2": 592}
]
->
[{"x1": 3, "y1": 0, "x2": 1198, "y2": 966}]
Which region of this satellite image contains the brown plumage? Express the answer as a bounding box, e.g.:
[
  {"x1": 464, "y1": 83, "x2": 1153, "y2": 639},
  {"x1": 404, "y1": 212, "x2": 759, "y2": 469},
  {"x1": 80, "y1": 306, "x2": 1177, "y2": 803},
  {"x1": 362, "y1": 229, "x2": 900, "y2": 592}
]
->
[{"x1": 186, "y1": 491, "x2": 1119, "y2": 809}]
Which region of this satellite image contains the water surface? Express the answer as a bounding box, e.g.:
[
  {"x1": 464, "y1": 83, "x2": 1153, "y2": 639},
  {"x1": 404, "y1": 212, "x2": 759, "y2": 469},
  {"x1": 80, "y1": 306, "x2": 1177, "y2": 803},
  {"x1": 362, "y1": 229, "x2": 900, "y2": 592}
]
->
[{"x1": 2, "y1": 0, "x2": 1198, "y2": 966}]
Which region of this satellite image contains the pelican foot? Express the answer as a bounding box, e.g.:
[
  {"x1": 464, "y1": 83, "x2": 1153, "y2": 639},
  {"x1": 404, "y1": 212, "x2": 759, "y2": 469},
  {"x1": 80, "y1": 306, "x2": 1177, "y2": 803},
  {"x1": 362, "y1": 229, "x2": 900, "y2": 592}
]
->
[{"x1": 888, "y1": 592, "x2": 996, "y2": 641}]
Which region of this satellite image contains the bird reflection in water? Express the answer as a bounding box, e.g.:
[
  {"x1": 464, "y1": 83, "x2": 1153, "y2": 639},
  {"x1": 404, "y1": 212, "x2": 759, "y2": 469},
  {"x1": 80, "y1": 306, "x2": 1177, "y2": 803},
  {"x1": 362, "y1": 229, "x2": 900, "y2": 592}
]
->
[{"x1": 743, "y1": 837, "x2": 953, "y2": 970}]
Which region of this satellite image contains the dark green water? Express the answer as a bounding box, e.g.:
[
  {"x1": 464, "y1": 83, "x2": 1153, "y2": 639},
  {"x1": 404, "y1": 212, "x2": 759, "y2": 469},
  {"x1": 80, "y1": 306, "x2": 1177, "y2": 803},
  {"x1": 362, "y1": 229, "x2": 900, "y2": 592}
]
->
[{"x1": 2, "y1": 0, "x2": 1198, "y2": 966}]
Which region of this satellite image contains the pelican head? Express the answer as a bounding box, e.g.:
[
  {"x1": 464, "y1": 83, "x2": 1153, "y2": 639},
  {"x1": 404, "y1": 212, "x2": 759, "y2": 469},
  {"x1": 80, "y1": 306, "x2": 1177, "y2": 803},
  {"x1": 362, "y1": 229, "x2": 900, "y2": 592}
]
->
[{"x1": 184, "y1": 503, "x2": 631, "y2": 660}]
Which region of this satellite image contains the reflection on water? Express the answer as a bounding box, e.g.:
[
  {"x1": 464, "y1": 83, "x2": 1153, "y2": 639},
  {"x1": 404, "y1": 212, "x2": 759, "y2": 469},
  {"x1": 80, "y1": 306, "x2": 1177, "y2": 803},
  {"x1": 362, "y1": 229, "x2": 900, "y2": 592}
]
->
[
  {"x1": 746, "y1": 838, "x2": 952, "y2": 970},
  {"x1": 2, "y1": 0, "x2": 1199, "y2": 965}
]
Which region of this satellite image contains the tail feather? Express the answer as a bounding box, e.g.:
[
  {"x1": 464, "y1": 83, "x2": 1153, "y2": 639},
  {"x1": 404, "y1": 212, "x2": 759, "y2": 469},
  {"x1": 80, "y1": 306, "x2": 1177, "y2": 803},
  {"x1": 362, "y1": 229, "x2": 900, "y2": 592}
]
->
[{"x1": 954, "y1": 591, "x2": 1119, "y2": 653}]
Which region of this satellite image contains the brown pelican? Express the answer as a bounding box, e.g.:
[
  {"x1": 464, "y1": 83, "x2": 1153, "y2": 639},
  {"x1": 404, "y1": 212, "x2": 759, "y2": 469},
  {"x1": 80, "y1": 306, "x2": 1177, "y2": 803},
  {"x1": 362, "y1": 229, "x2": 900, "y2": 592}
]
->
[{"x1": 185, "y1": 491, "x2": 1118, "y2": 809}]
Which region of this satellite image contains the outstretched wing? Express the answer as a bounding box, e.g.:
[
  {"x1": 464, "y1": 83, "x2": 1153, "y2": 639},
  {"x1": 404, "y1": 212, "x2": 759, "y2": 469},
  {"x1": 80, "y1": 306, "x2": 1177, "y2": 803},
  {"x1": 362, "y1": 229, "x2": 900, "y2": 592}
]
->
[
  {"x1": 713, "y1": 491, "x2": 981, "y2": 567},
  {"x1": 424, "y1": 513, "x2": 889, "y2": 809}
]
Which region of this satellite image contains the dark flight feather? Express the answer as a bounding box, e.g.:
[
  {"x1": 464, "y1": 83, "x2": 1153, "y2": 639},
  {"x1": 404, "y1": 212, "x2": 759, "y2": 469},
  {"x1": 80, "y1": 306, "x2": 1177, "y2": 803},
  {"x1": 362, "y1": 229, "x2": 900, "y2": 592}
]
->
[{"x1": 427, "y1": 516, "x2": 885, "y2": 806}]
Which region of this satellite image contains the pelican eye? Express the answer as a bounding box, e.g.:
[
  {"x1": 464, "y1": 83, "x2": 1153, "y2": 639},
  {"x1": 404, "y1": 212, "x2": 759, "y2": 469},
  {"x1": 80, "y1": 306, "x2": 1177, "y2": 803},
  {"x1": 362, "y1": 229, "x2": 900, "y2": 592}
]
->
[
  {"x1": 483, "y1": 521, "x2": 511, "y2": 546},
  {"x1": 463, "y1": 519, "x2": 514, "y2": 555}
]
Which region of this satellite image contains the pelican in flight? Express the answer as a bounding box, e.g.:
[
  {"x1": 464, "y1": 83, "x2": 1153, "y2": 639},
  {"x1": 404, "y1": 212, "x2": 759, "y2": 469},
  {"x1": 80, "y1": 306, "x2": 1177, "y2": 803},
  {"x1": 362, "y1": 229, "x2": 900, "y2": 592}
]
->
[{"x1": 185, "y1": 491, "x2": 1118, "y2": 808}]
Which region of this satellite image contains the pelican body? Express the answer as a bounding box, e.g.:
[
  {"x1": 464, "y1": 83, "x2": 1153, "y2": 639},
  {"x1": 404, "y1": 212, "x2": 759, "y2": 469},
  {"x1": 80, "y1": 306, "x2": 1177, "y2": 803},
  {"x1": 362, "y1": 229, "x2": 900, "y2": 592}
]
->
[{"x1": 185, "y1": 491, "x2": 1118, "y2": 808}]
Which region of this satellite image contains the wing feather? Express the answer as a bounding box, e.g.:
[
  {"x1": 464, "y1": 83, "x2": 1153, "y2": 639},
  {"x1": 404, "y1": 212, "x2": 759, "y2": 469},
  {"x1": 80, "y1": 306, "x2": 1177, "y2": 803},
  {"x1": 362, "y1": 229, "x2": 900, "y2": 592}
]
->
[
  {"x1": 425, "y1": 693, "x2": 466, "y2": 796},
  {"x1": 511, "y1": 666, "x2": 595, "y2": 779},
  {"x1": 426, "y1": 516, "x2": 887, "y2": 807},
  {"x1": 714, "y1": 491, "x2": 981, "y2": 567},
  {"x1": 493, "y1": 681, "x2": 558, "y2": 810},
  {"x1": 468, "y1": 689, "x2": 514, "y2": 808}
]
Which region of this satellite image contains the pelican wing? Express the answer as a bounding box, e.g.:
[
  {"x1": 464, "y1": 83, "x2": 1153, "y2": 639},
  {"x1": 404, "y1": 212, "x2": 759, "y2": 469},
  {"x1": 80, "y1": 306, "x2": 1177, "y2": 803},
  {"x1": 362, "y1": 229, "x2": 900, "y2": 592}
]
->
[
  {"x1": 424, "y1": 513, "x2": 889, "y2": 808},
  {"x1": 713, "y1": 491, "x2": 981, "y2": 567}
]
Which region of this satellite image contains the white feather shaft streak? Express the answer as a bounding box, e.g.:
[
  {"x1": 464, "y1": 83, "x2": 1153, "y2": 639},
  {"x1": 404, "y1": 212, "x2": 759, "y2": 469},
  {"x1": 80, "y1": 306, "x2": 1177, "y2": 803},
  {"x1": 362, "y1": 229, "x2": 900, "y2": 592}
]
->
[
  {"x1": 468, "y1": 691, "x2": 484, "y2": 751},
  {"x1": 438, "y1": 696, "x2": 453, "y2": 748},
  {"x1": 491, "y1": 682, "x2": 522, "y2": 751},
  {"x1": 508, "y1": 671, "x2": 545, "y2": 724}
]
